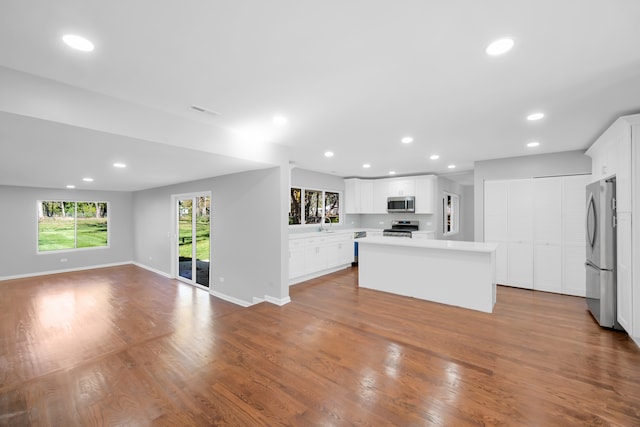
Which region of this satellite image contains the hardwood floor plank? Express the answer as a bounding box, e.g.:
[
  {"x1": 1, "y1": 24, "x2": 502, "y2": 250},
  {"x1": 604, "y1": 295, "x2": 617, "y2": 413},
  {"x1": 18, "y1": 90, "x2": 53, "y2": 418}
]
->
[{"x1": 0, "y1": 265, "x2": 639, "y2": 425}]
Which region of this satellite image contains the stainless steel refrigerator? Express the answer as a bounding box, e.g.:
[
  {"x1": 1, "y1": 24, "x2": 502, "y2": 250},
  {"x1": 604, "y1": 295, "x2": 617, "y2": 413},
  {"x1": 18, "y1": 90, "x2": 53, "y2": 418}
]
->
[{"x1": 585, "y1": 178, "x2": 620, "y2": 329}]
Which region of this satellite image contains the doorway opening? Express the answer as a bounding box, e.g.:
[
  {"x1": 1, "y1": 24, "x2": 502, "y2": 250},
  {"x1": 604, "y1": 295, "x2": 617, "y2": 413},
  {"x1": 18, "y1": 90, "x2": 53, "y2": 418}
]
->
[{"x1": 175, "y1": 193, "x2": 211, "y2": 288}]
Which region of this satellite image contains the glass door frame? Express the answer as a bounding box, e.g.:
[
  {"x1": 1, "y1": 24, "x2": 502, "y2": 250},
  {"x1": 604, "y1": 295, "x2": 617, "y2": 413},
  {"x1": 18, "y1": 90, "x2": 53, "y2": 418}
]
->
[{"x1": 172, "y1": 191, "x2": 211, "y2": 291}]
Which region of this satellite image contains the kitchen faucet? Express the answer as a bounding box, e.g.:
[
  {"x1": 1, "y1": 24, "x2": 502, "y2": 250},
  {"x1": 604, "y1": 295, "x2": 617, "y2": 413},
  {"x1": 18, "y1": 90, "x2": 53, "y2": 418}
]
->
[{"x1": 319, "y1": 216, "x2": 332, "y2": 231}]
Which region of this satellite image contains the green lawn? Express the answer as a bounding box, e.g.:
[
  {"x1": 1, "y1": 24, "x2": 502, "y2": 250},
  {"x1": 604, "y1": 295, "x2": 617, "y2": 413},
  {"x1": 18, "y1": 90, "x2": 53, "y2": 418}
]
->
[
  {"x1": 178, "y1": 218, "x2": 210, "y2": 261},
  {"x1": 38, "y1": 218, "x2": 108, "y2": 251}
]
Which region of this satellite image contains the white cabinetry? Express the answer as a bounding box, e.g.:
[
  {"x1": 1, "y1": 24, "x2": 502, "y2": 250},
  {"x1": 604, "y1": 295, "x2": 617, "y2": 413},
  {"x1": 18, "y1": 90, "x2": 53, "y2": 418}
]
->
[
  {"x1": 288, "y1": 239, "x2": 305, "y2": 279},
  {"x1": 587, "y1": 114, "x2": 639, "y2": 337},
  {"x1": 372, "y1": 180, "x2": 388, "y2": 213},
  {"x1": 344, "y1": 175, "x2": 436, "y2": 214},
  {"x1": 388, "y1": 179, "x2": 415, "y2": 197},
  {"x1": 533, "y1": 177, "x2": 562, "y2": 293},
  {"x1": 485, "y1": 179, "x2": 533, "y2": 289},
  {"x1": 289, "y1": 232, "x2": 354, "y2": 284},
  {"x1": 485, "y1": 175, "x2": 589, "y2": 293},
  {"x1": 414, "y1": 176, "x2": 437, "y2": 214},
  {"x1": 507, "y1": 179, "x2": 534, "y2": 289}
]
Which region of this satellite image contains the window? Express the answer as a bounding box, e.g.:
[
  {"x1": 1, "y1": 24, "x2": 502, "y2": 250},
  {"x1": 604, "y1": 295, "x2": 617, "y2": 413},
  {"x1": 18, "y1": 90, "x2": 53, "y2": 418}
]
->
[
  {"x1": 443, "y1": 192, "x2": 459, "y2": 236},
  {"x1": 38, "y1": 201, "x2": 108, "y2": 252},
  {"x1": 289, "y1": 188, "x2": 341, "y2": 226}
]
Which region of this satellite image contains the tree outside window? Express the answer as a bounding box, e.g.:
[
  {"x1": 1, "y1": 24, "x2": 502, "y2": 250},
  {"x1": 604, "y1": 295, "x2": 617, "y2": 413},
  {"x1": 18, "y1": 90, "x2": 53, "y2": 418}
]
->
[{"x1": 289, "y1": 188, "x2": 341, "y2": 226}]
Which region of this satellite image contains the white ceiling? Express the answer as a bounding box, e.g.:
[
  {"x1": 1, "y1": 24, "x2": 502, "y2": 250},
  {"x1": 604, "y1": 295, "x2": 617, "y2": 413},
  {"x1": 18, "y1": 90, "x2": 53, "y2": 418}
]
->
[{"x1": 1, "y1": 1, "x2": 640, "y2": 191}]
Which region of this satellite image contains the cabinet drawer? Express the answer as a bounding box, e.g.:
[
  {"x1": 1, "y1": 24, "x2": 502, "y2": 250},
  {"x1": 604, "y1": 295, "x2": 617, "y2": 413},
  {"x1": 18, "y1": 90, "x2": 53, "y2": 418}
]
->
[{"x1": 289, "y1": 239, "x2": 305, "y2": 250}]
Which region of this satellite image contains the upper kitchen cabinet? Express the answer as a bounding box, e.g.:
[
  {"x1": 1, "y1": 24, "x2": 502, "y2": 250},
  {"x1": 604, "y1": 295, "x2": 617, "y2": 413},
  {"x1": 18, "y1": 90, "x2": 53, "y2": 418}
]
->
[
  {"x1": 344, "y1": 178, "x2": 386, "y2": 214},
  {"x1": 414, "y1": 176, "x2": 437, "y2": 214},
  {"x1": 388, "y1": 179, "x2": 415, "y2": 197},
  {"x1": 586, "y1": 117, "x2": 632, "y2": 212},
  {"x1": 344, "y1": 175, "x2": 436, "y2": 214}
]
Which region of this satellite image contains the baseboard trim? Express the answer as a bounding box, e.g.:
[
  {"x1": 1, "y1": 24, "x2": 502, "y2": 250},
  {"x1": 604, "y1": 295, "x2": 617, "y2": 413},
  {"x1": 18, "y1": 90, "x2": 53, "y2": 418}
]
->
[
  {"x1": 209, "y1": 290, "x2": 255, "y2": 307},
  {"x1": 289, "y1": 264, "x2": 351, "y2": 286},
  {"x1": 264, "y1": 295, "x2": 291, "y2": 306},
  {"x1": 0, "y1": 261, "x2": 132, "y2": 282},
  {"x1": 131, "y1": 262, "x2": 172, "y2": 278}
]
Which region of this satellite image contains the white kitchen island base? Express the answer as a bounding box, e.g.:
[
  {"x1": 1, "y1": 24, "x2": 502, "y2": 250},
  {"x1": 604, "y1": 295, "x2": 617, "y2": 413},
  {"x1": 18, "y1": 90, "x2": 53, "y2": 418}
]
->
[{"x1": 358, "y1": 237, "x2": 498, "y2": 313}]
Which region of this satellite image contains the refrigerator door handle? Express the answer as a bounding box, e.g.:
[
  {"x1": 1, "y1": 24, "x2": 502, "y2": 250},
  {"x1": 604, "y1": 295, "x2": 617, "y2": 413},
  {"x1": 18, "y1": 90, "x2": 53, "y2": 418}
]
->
[{"x1": 586, "y1": 193, "x2": 597, "y2": 250}]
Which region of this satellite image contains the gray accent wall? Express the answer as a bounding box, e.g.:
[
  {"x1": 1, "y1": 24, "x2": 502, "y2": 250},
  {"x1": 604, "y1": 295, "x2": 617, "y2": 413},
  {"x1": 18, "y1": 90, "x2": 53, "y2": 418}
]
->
[
  {"x1": 474, "y1": 150, "x2": 591, "y2": 242},
  {"x1": 0, "y1": 185, "x2": 133, "y2": 278},
  {"x1": 133, "y1": 167, "x2": 287, "y2": 304}
]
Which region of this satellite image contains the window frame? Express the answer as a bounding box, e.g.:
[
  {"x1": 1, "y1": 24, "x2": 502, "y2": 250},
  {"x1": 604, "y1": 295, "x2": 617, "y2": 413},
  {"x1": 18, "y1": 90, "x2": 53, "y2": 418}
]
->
[
  {"x1": 442, "y1": 192, "x2": 460, "y2": 236},
  {"x1": 289, "y1": 187, "x2": 343, "y2": 228},
  {"x1": 37, "y1": 200, "x2": 110, "y2": 253}
]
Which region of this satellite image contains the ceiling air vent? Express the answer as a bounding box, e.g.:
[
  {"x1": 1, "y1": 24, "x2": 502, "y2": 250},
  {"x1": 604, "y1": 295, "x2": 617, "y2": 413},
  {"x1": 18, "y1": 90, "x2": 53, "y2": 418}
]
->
[{"x1": 189, "y1": 105, "x2": 221, "y2": 117}]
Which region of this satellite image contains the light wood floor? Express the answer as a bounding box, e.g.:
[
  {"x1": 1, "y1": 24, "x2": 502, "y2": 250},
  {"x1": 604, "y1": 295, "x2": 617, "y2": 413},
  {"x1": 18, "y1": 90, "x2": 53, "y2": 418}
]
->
[{"x1": 1, "y1": 265, "x2": 639, "y2": 426}]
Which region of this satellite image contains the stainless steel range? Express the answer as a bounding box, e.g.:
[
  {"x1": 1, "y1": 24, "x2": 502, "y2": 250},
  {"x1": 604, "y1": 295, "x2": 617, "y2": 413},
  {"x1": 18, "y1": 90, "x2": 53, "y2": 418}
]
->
[{"x1": 383, "y1": 220, "x2": 419, "y2": 237}]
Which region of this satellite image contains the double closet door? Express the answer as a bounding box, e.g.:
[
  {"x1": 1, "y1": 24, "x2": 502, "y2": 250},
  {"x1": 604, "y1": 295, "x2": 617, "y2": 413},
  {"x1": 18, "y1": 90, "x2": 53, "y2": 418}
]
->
[{"x1": 484, "y1": 174, "x2": 590, "y2": 296}]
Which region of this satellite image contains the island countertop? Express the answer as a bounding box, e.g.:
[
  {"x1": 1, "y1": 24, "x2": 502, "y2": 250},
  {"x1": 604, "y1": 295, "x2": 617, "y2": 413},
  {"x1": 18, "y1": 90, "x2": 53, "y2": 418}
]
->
[{"x1": 357, "y1": 237, "x2": 498, "y2": 253}]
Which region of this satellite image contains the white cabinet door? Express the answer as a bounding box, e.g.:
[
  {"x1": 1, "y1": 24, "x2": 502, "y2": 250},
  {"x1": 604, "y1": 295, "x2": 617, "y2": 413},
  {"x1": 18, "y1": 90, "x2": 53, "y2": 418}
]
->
[
  {"x1": 617, "y1": 212, "x2": 632, "y2": 331},
  {"x1": 508, "y1": 242, "x2": 533, "y2": 289},
  {"x1": 288, "y1": 239, "x2": 306, "y2": 279},
  {"x1": 372, "y1": 180, "x2": 389, "y2": 213},
  {"x1": 508, "y1": 179, "x2": 533, "y2": 243},
  {"x1": 360, "y1": 180, "x2": 374, "y2": 213},
  {"x1": 534, "y1": 243, "x2": 562, "y2": 293},
  {"x1": 304, "y1": 237, "x2": 327, "y2": 273},
  {"x1": 414, "y1": 176, "x2": 436, "y2": 214},
  {"x1": 533, "y1": 177, "x2": 562, "y2": 293},
  {"x1": 561, "y1": 175, "x2": 590, "y2": 296},
  {"x1": 388, "y1": 179, "x2": 415, "y2": 197},
  {"x1": 344, "y1": 179, "x2": 360, "y2": 214},
  {"x1": 534, "y1": 177, "x2": 562, "y2": 244},
  {"x1": 326, "y1": 235, "x2": 353, "y2": 267},
  {"x1": 616, "y1": 136, "x2": 632, "y2": 212}
]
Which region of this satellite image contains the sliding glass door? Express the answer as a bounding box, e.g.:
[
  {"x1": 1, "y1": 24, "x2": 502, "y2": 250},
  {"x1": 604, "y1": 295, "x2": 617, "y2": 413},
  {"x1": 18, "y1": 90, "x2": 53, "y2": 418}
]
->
[{"x1": 177, "y1": 194, "x2": 211, "y2": 288}]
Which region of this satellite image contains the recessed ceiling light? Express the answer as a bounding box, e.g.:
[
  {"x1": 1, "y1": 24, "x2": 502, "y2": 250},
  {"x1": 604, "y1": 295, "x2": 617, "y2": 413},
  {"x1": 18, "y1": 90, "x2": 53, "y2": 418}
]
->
[
  {"x1": 324, "y1": 151, "x2": 334, "y2": 158},
  {"x1": 527, "y1": 112, "x2": 545, "y2": 121},
  {"x1": 389, "y1": 171, "x2": 396, "y2": 175},
  {"x1": 113, "y1": 163, "x2": 126, "y2": 168},
  {"x1": 273, "y1": 115, "x2": 288, "y2": 126},
  {"x1": 448, "y1": 164, "x2": 456, "y2": 169},
  {"x1": 401, "y1": 137, "x2": 413, "y2": 144},
  {"x1": 527, "y1": 141, "x2": 540, "y2": 148},
  {"x1": 62, "y1": 34, "x2": 94, "y2": 52},
  {"x1": 430, "y1": 154, "x2": 440, "y2": 160},
  {"x1": 363, "y1": 163, "x2": 371, "y2": 168},
  {"x1": 486, "y1": 38, "x2": 514, "y2": 56},
  {"x1": 82, "y1": 177, "x2": 94, "y2": 182},
  {"x1": 66, "y1": 185, "x2": 75, "y2": 189}
]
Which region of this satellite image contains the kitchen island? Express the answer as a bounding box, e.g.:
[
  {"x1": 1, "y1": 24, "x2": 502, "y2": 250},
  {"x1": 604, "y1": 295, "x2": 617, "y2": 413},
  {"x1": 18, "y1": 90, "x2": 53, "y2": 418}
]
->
[{"x1": 358, "y1": 237, "x2": 498, "y2": 313}]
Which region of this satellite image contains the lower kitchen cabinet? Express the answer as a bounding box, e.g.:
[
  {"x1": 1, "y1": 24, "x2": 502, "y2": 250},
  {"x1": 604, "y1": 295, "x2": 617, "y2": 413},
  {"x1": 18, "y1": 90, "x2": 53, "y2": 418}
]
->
[{"x1": 289, "y1": 232, "x2": 354, "y2": 283}]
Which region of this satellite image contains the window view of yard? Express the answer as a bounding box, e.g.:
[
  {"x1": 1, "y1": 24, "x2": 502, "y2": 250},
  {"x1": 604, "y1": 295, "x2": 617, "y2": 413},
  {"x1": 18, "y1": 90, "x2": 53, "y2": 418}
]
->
[
  {"x1": 38, "y1": 201, "x2": 108, "y2": 252},
  {"x1": 289, "y1": 188, "x2": 340, "y2": 225},
  {"x1": 178, "y1": 196, "x2": 210, "y2": 287}
]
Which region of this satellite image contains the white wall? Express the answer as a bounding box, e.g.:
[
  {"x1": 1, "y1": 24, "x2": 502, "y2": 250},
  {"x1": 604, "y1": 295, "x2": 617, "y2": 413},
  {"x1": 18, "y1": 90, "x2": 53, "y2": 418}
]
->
[
  {"x1": 474, "y1": 150, "x2": 591, "y2": 242},
  {"x1": 133, "y1": 167, "x2": 287, "y2": 305},
  {"x1": 0, "y1": 186, "x2": 133, "y2": 279}
]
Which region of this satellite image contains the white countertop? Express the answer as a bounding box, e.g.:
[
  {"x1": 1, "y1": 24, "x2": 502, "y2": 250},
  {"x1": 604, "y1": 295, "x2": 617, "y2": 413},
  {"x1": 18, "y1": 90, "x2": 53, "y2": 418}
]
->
[
  {"x1": 289, "y1": 228, "x2": 434, "y2": 239},
  {"x1": 358, "y1": 236, "x2": 498, "y2": 253}
]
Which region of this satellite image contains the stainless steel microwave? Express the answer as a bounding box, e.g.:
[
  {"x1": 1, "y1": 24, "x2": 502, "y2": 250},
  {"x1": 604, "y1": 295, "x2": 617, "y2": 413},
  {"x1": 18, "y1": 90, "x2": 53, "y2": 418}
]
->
[{"x1": 387, "y1": 196, "x2": 415, "y2": 213}]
